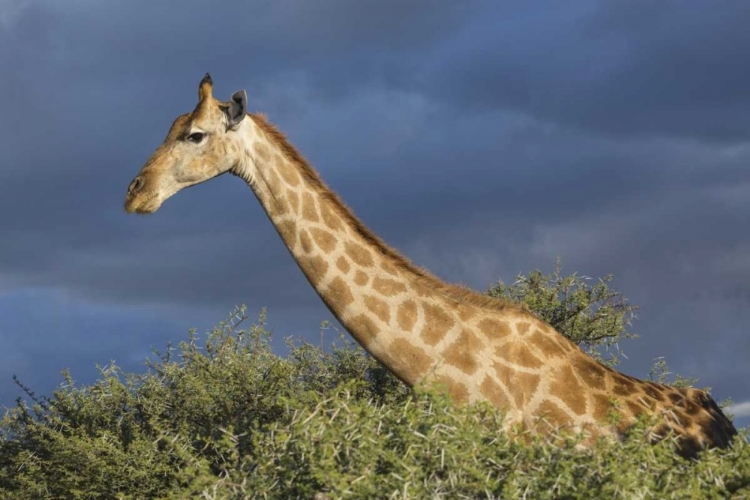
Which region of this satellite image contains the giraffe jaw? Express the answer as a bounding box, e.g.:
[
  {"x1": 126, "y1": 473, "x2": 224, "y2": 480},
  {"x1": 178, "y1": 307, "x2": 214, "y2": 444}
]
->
[{"x1": 124, "y1": 194, "x2": 163, "y2": 214}]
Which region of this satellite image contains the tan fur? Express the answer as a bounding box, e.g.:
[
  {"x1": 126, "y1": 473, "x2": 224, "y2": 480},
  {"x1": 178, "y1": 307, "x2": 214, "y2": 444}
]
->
[
  {"x1": 251, "y1": 114, "x2": 529, "y2": 315},
  {"x1": 124, "y1": 74, "x2": 737, "y2": 459}
]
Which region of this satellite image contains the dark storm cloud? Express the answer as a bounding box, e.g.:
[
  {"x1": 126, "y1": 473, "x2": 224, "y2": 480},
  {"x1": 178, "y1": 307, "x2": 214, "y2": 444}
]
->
[
  {"x1": 427, "y1": 1, "x2": 750, "y2": 142},
  {"x1": 0, "y1": 0, "x2": 474, "y2": 309},
  {"x1": 1, "y1": 0, "x2": 467, "y2": 90},
  {"x1": 0, "y1": 0, "x2": 748, "y2": 424}
]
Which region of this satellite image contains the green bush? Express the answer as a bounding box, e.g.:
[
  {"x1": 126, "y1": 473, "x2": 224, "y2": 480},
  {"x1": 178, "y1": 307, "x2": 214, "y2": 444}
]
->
[
  {"x1": 1, "y1": 264, "x2": 747, "y2": 499},
  {"x1": 486, "y1": 258, "x2": 638, "y2": 366}
]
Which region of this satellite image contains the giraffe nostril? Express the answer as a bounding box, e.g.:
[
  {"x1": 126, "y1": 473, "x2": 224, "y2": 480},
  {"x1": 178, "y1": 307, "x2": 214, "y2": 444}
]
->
[{"x1": 128, "y1": 176, "x2": 143, "y2": 195}]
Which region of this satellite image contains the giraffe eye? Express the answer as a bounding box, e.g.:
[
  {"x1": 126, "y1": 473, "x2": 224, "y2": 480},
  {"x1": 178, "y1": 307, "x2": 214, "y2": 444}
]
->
[{"x1": 186, "y1": 132, "x2": 205, "y2": 143}]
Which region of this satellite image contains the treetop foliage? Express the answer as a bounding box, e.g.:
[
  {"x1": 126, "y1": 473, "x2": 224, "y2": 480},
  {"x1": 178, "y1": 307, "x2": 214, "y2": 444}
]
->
[
  {"x1": 1, "y1": 263, "x2": 747, "y2": 499},
  {"x1": 486, "y1": 258, "x2": 639, "y2": 366}
]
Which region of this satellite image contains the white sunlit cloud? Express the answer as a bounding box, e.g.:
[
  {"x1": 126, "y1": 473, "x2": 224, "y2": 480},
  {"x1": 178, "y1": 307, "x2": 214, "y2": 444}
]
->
[{"x1": 728, "y1": 401, "x2": 750, "y2": 418}]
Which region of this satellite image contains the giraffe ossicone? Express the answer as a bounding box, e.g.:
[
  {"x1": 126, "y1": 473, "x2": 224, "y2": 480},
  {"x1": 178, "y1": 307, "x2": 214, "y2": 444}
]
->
[{"x1": 124, "y1": 74, "x2": 737, "y2": 457}]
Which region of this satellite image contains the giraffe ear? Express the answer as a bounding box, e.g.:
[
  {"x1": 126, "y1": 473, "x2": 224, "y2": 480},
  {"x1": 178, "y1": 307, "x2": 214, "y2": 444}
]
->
[{"x1": 225, "y1": 90, "x2": 247, "y2": 128}]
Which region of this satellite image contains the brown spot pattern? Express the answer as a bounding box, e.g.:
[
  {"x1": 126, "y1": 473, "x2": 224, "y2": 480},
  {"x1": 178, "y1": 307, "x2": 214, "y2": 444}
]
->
[
  {"x1": 443, "y1": 329, "x2": 483, "y2": 375},
  {"x1": 544, "y1": 324, "x2": 562, "y2": 336},
  {"x1": 364, "y1": 295, "x2": 390, "y2": 324},
  {"x1": 345, "y1": 242, "x2": 374, "y2": 267},
  {"x1": 253, "y1": 142, "x2": 271, "y2": 161},
  {"x1": 277, "y1": 156, "x2": 300, "y2": 186},
  {"x1": 668, "y1": 392, "x2": 685, "y2": 405},
  {"x1": 495, "y1": 341, "x2": 543, "y2": 370},
  {"x1": 372, "y1": 276, "x2": 407, "y2": 297},
  {"x1": 327, "y1": 277, "x2": 354, "y2": 308},
  {"x1": 287, "y1": 190, "x2": 300, "y2": 214},
  {"x1": 477, "y1": 318, "x2": 512, "y2": 339},
  {"x1": 640, "y1": 386, "x2": 659, "y2": 401},
  {"x1": 549, "y1": 365, "x2": 587, "y2": 415},
  {"x1": 302, "y1": 255, "x2": 328, "y2": 286},
  {"x1": 310, "y1": 228, "x2": 337, "y2": 253},
  {"x1": 536, "y1": 400, "x2": 572, "y2": 429},
  {"x1": 301, "y1": 192, "x2": 319, "y2": 221},
  {"x1": 274, "y1": 196, "x2": 288, "y2": 215},
  {"x1": 540, "y1": 325, "x2": 577, "y2": 353},
  {"x1": 456, "y1": 305, "x2": 477, "y2": 322},
  {"x1": 381, "y1": 261, "x2": 399, "y2": 276},
  {"x1": 480, "y1": 376, "x2": 513, "y2": 408},
  {"x1": 617, "y1": 415, "x2": 636, "y2": 434},
  {"x1": 592, "y1": 393, "x2": 615, "y2": 420},
  {"x1": 516, "y1": 322, "x2": 531, "y2": 335},
  {"x1": 684, "y1": 400, "x2": 701, "y2": 416},
  {"x1": 626, "y1": 400, "x2": 646, "y2": 417},
  {"x1": 386, "y1": 338, "x2": 432, "y2": 383},
  {"x1": 420, "y1": 303, "x2": 455, "y2": 346},
  {"x1": 321, "y1": 208, "x2": 343, "y2": 231},
  {"x1": 556, "y1": 337, "x2": 577, "y2": 353},
  {"x1": 396, "y1": 300, "x2": 417, "y2": 331},
  {"x1": 612, "y1": 374, "x2": 637, "y2": 397},
  {"x1": 354, "y1": 271, "x2": 369, "y2": 286},
  {"x1": 351, "y1": 314, "x2": 380, "y2": 343},
  {"x1": 434, "y1": 375, "x2": 470, "y2": 403},
  {"x1": 643, "y1": 382, "x2": 667, "y2": 402},
  {"x1": 528, "y1": 330, "x2": 566, "y2": 358},
  {"x1": 570, "y1": 356, "x2": 608, "y2": 388},
  {"x1": 275, "y1": 220, "x2": 297, "y2": 243},
  {"x1": 299, "y1": 229, "x2": 313, "y2": 254},
  {"x1": 267, "y1": 169, "x2": 282, "y2": 192},
  {"x1": 336, "y1": 256, "x2": 350, "y2": 274},
  {"x1": 493, "y1": 362, "x2": 540, "y2": 408}
]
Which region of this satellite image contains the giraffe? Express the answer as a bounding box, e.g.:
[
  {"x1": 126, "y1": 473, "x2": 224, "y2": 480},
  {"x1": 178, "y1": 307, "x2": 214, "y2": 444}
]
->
[{"x1": 124, "y1": 74, "x2": 737, "y2": 457}]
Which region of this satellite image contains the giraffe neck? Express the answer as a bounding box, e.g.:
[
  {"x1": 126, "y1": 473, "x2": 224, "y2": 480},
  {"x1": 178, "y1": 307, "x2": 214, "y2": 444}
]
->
[
  {"x1": 225, "y1": 113, "x2": 736, "y2": 455},
  {"x1": 230, "y1": 113, "x2": 514, "y2": 387}
]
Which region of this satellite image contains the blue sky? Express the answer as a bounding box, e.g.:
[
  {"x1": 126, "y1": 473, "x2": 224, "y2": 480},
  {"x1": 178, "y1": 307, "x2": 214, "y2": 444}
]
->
[{"x1": 1, "y1": 0, "x2": 748, "y2": 429}]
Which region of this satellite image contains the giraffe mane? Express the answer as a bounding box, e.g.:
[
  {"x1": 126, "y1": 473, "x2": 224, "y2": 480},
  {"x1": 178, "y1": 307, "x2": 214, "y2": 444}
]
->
[{"x1": 251, "y1": 113, "x2": 532, "y2": 317}]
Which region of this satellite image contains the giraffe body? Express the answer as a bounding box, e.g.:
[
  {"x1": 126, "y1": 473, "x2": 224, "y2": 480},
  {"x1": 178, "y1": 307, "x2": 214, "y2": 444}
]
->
[{"x1": 124, "y1": 74, "x2": 737, "y2": 457}]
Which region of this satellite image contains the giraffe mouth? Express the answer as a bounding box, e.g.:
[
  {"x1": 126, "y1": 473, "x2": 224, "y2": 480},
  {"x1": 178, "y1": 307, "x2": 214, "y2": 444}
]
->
[{"x1": 124, "y1": 194, "x2": 161, "y2": 214}]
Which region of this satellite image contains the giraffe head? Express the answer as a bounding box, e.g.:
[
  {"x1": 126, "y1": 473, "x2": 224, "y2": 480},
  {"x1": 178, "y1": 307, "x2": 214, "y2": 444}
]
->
[{"x1": 124, "y1": 73, "x2": 249, "y2": 214}]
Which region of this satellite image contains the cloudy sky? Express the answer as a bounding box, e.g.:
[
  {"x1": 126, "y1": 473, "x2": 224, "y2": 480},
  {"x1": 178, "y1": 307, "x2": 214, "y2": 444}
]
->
[{"x1": 1, "y1": 0, "x2": 748, "y2": 429}]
